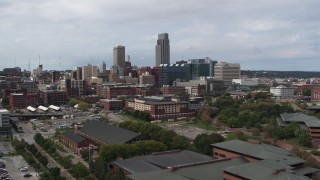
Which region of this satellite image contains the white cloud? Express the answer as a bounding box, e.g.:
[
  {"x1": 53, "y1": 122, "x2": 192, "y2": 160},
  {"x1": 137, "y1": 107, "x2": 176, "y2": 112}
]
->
[{"x1": 0, "y1": 0, "x2": 319, "y2": 70}]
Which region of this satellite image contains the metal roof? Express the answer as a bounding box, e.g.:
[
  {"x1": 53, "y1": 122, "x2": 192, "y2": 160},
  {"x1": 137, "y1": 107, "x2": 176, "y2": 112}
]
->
[
  {"x1": 212, "y1": 140, "x2": 305, "y2": 166},
  {"x1": 77, "y1": 120, "x2": 140, "y2": 144},
  {"x1": 280, "y1": 112, "x2": 320, "y2": 128},
  {"x1": 62, "y1": 131, "x2": 87, "y2": 144}
]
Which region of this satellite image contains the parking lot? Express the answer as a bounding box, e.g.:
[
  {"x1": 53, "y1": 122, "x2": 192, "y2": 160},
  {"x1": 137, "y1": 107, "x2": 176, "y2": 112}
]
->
[
  {"x1": 2, "y1": 156, "x2": 37, "y2": 180},
  {"x1": 0, "y1": 142, "x2": 14, "y2": 154}
]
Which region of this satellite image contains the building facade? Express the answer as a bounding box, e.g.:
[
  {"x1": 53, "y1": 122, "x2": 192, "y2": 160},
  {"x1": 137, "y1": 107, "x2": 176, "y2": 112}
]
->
[
  {"x1": 214, "y1": 62, "x2": 240, "y2": 84},
  {"x1": 270, "y1": 85, "x2": 294, "y2": 98},
  {"x1": 113, "y1": 45, "x2": 126, "y2": 69},
  {"x1": 126, "y1": 97, "x2": 195, "y2": 120},
  {"x1": 155, "y1": 33, "x2": 170, "y2": 66}
]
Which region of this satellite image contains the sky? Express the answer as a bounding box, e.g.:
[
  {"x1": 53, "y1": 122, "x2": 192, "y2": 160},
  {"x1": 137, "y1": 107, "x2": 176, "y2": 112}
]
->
[{"x1": 0, "y1": 0, "x2": 319, "y2": 71}]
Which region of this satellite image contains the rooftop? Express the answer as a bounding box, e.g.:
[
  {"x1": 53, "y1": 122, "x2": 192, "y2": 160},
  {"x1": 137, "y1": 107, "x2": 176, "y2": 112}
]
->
[
  {"x1": 77, "y1": 120, "x2": 140, "y2": 144},
  {"x1": 280, "y1": 112, "x2": 320, "y2": 128},
  {"x1": 62, "y1": 131, "x2": 87, "y2": 144},
  {"x1": 212, "y1": 140, "x2": 305, "y2": 166},
  {"x1": 224, "y1": 160, "x2": 310, "y2": 180},
  {"x1": 112, "y1": 150, "x2": 214, "y2": 174}
]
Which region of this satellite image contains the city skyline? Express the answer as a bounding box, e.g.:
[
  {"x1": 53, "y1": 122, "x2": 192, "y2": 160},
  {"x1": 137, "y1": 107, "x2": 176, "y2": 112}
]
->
[{"x1": 0, "y1": 0, "x2": 319, "y2": 71}]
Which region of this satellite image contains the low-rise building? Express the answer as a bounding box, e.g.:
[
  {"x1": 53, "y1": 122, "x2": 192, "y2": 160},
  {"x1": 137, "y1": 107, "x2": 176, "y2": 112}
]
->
[
  {"x1": 126, "y1": 96, "x2": 195, "y2": 120},
  {"x1": 60, "y1": 131, "x2": 92, "y2": 154},
  {"x1": 277, "y1": 113, "x2": 320, "y2": 144},
  {"x1": 75, "y1": 120, "x2": 143, "y2": 145},
  {"x1": 270, "y1": 85, "x2": 294, "y2": 98},
  {"x1": 0, "y1": 109, "x2": 12, "y2": 138},
  {"x1": 211, "y1": 140, "x2": 319, "y2": 179},
  {"x1": 111, "y1": 150, "x2": 214, "y2": 175},
  {"x1": 100, "y1": 99, "x2": 124, "y2": 111}
]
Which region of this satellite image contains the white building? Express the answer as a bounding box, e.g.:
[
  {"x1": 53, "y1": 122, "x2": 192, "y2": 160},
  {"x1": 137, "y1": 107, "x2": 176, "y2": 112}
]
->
[
  {"x1": 232, "y1": 78, "x2": 258, "y2": 86},
  {"x1": 270, "y1": 85, "x2": 294, "y2": 98},
  {"x1": 0, "y1": 109, "x2": 10, "y2": 127}
]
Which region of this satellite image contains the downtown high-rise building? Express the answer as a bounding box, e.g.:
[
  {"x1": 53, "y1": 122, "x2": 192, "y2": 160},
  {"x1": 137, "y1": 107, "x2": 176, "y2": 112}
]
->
[
  {"x1": 155, "y1": 33, "x2": 170, "y2": 66},
  {"x1": 100, "y1": 61, "x2": 106, "y2": 74},
  {"x1": 113, "y1": 45, "x2": 126, "y2": 68}
]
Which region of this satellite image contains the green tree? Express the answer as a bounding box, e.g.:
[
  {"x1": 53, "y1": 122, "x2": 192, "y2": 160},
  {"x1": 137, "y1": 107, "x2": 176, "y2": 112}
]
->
[
  {"x1": 170, "y1": 136, "x2": 190, "y2": 150},
  {"x1": 194, "y1": 133, "x2": 224, "y2": 155},
  {"x1": 68, "y1": 98, "x2": 79, "y2": 107},
  {"x1": 78, "y1": 102, "x2": 91, "y2": 111},
  {"x1": 70, "y1": 162, "x2": 89, "y2": 178}
]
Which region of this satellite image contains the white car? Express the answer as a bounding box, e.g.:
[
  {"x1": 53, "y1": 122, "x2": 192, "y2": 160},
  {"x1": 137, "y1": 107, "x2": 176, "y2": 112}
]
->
[{"x1": 19, "y1": 168, "x2": 27, "y2": 172}]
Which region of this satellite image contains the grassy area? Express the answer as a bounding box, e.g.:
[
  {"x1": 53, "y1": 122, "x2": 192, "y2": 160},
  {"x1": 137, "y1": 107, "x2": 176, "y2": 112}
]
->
[
  {"x1": 286, "y1": 137, "x2": 315, "y2": 151},
  {"x1": 186, "y1": 121, "x2": 220, "y2": 131},
  {"x1": 118, "y1": 114, "x2": 147, "y2": 122},
  {"x1": 225, "y1": 132, "x2": 238, "y2": 140}
]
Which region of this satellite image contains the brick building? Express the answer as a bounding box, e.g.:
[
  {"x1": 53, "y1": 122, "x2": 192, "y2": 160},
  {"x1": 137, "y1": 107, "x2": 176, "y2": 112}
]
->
[
  {"x1": 126, "y1": 96, "x2": 195, "y2": 120},
  {"x1": 99, "y1": 99, "x2": 124, "y2": 111},
  {"x1": 160, "y1": 86, "x2": 186, "y2": 95},
  {"x1": 9, "y1": 93, "x2": 39, "y2": 109},
  {"x1": 277, "y1": 112, "x2": 320, "y2": 144},
  {"x1": 60, "y1": 131, "x2": 92, "y2": 154},
  {"x1": 40, "y1": 90, "x2": 67, "y2": 106}
]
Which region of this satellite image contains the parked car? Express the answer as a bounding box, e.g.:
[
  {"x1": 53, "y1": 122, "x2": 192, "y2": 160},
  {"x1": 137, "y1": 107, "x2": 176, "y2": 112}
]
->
[{"x1": 23, "y1": 173, "x2": 32, "y2": 178}]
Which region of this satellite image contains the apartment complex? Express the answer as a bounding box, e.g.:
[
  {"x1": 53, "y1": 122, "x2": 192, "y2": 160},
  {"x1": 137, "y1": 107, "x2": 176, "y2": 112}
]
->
[
  {"x1": 270, "y1": 85, "x2": 294, "y2": 98},
  {"x1": 126, "y1": 96, "x2": 194, "y2": 120}
]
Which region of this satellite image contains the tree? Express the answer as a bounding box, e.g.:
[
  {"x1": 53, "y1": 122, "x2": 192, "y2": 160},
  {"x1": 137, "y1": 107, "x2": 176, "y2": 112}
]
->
[
  {"x1": 78, "y1": 102, "x2": 91, "y2": 111},
  {"x1": 170, "y1": 136, "x2": 190, "y2": 150},
  {"x1": 297, "y1": 130, "x2": 312, "y2": 147},
  {"x1": 68, "y1": 98, "x2": 79, "y2": 107},
  {"x1": 194, "y1": 133, "x2": 224, "y2": 155},
  {"x1": 70, "y1": 162, "x2": 89, "y2": 178}
]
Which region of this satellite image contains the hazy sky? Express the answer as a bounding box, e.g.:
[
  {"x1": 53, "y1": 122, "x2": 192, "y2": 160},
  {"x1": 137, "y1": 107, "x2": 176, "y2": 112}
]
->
[{"x1": 0, "y1": 0, "x2": 319, "y2": 71}]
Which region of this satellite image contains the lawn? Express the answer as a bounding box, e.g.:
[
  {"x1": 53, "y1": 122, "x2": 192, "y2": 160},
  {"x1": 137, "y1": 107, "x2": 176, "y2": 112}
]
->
[{"x1": 187, "y1": 121, "x2": 220, "y2": 131}]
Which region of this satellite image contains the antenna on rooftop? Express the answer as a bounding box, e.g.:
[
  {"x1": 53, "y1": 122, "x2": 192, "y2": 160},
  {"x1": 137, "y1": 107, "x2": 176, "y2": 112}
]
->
[
  {"x1": 28, "y1": 59, "x2": 30, "y2": 71},
  {"x1": 38, "y1": 55, "x2": 41, "y2": 66}
]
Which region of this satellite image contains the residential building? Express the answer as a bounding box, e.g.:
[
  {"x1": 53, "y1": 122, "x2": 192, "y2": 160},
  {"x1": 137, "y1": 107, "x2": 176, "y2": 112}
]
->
[
  {"x1": 160, "y1": 86, "x2": 185, "y2": 95},
  {"x1": 312, "y1": 86, "x2": 320, "y2": 101},
  {"x1": 106, "y1": 86, "x2": 136, "y2": 99},
  {"x1": 100, "y1": 99, "x2": 124, "y2": 111},
  {"x1": 214, "y1": 62, "x2": 240, "y2": 84},
  {"x1": 270, "y1": 85, "x2": 294, "y2": 98},
  {"x1": 155, "y1": 33, "x2": 170, "y2": 66},
  {"x1": 40, "y1": 90, "x2": 67, "y2": 106},
  {"x1": 126, "y1": 96, "x2": 195, "y2": 120},
  {"x1": 9, "y1": 93, "x2": 39, "y2": 109}
]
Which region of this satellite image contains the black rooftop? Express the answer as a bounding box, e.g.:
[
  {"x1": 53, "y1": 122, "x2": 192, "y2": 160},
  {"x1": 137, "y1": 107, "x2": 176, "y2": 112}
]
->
[
  {"x1": 77, "y1": 120, "x2": 140, "y2": 144},
  {"x1": 62, "y1": 131, "x2": 87, "y2": 143}
]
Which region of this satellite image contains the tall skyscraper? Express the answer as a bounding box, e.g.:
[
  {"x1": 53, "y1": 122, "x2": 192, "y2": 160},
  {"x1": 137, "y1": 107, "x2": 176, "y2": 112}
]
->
[
  {"x1": 155, "y1": 33, "x2": 170, "y2": 66},
  {"x1": 100, "y1": 61, "x2": 106, "y2": 74},
  {"x1": 82, "y1": 64, "x2": 98, "y2": 80},
  {"x1": 113, "y1": 45, "x2": 125, "y2": 68}
]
